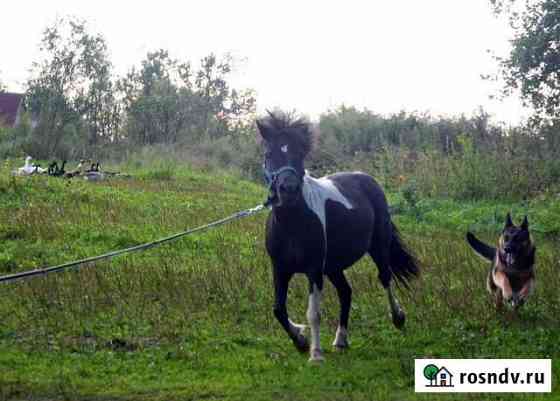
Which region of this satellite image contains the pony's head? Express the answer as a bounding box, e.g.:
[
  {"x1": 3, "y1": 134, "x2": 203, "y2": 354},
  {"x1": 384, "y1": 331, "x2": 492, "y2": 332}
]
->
[{"x1": 256, "y1": 111, "x2": 314, "y2": 207}]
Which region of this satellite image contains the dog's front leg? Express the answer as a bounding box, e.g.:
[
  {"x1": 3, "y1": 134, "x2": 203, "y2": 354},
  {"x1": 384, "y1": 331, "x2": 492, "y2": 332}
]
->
[
  {"x1": 514, "y1": 277, "x2": 535, "y2": 308},
  {"x1": 493, "y1": 270, "x2": 513, "y2": 306},
  {"x1": 494, "y1": 290, "x2": 504, "y2": 310}
]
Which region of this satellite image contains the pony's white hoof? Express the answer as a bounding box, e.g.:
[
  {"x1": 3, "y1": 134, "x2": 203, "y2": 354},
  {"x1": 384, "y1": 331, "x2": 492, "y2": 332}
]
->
[
  {"x1": 308, "y1": 349, "x2": 324, "y2": 364},
  {"x1": 332, "y1": 326, "x2": 349, "y2": 349}
]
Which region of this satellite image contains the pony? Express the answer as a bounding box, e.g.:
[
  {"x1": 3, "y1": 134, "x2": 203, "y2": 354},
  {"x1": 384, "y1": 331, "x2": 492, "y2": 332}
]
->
[{"x1": 257, "y1": 111, "x2": 419, "y2": 363}]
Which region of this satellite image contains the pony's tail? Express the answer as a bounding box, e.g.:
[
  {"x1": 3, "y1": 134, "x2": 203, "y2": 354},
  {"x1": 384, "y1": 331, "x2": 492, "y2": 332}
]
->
[{"x1": 389, "y1": 222, "x2": 420, "y2": 289}]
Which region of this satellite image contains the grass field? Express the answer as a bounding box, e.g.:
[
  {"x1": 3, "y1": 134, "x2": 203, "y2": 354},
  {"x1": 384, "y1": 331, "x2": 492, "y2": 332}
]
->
[{"x1": 0, "y1": 160, "x2": 559, "y2": 401}]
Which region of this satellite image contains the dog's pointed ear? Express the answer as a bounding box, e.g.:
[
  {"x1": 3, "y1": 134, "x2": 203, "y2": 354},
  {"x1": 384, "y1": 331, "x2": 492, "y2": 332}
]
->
[
  {"x1": 505, "y1": 212, "x2": 513, "y2": 228},
  {"x1": 256, "y1": 119, "x2": 270, "y2": 141},
  {"x1": 521, "y1": 215, "x2": 529, "y2": 230}
]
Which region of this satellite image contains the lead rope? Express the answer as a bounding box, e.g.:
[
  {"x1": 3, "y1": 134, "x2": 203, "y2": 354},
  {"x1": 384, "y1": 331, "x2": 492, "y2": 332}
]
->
[{"x1": 0, "y1": 202, "x2": 270, "y2": 284}]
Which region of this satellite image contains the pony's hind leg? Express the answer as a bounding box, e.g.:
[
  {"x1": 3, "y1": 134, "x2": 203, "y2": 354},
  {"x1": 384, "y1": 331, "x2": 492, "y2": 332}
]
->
[
  {"x1": 369, "y1": 245, "x2": 406, "y2": 330},
  {"x1": 272, "y1": 270, "x2": 309, "y2": 353},
  {"x1": 386, "y1": 283, "x2": 405, "y2": 329},
  {"x1": 327, "y1": 271, "x2": 352, "y2": 349}
]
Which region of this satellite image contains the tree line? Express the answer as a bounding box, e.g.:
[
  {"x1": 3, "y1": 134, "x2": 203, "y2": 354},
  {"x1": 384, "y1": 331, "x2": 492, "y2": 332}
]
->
[
  {"x1": 313, "y1": 105, "x2": 560, "y2": 200},
  {"x1": 1, "y1": 17, "x2": 256, "y2": 159}
]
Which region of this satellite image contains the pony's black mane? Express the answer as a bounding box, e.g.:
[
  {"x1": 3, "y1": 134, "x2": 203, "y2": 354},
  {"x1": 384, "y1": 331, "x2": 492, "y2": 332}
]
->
[{"x1": 257, "y1": 111, "x2": 314, "y2": 155}]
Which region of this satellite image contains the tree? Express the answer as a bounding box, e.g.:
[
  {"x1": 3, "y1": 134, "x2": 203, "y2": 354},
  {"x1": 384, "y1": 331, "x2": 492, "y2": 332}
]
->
[
  {"x1": 193, "y1": 54, "x2": 256, "y2": 139},
  {"x1": 490, "y1": 0, "x2": 560, "y2": 122},
  {"x1": 26, "y1": 17, "x2": 119, "y2": 157},
  {"x1": 118, "y1": 50, "x2": 190, "y2": 145},
  {"x1": 119, "y1": 51, "x2": 256, "y2": 145},
  {"x1": 423, "y1": 364, "x2": 439, "y2": 381}
]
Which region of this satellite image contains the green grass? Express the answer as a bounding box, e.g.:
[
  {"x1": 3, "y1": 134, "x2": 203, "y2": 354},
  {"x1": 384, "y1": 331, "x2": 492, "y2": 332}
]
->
[{"x1": 0, "y1": 160, "x2": 559, "y2": 400}]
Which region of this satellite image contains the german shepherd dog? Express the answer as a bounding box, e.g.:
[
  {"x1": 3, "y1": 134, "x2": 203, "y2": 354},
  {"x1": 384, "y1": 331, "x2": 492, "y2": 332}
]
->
[{"x1": 466, "y1": 213, "x2": 536, "y2": 310}]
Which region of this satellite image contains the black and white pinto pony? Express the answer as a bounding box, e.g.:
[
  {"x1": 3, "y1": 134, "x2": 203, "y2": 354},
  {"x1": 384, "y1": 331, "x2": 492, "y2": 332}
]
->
[{"x1": 257, "y1": 112, "x2": 420, "y2": 363}]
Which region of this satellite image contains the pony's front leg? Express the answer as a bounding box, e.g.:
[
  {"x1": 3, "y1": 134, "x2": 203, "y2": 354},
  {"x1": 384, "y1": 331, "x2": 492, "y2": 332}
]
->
[
  {"x1": 273, "y1": 270, "x2": 309, "y2": 353},
  {"x1": 307, "y1": 272, "x2": 324, "y2": 363}
]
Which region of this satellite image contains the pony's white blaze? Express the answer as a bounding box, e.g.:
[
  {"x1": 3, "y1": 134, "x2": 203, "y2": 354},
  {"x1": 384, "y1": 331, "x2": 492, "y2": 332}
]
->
[{"x1": 302, "y1": 174, "x2": 353, "y2": 237}]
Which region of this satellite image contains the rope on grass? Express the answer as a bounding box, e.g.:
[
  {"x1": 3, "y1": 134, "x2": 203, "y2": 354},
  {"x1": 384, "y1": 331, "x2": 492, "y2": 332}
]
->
[{"x1": 0, "y1": 203, "x2": 268, "y2": 284}]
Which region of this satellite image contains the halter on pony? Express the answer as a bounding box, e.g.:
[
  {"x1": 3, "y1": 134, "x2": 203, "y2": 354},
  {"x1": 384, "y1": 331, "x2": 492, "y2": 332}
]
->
[{"x1": 262, "y1": 165, "x2": 300, "y2": 206}]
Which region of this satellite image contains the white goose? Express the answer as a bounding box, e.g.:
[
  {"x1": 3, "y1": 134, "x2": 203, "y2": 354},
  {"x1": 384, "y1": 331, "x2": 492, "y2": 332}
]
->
[{"x1": 13, "y1": 156, "x2": 41, "y2": 176}]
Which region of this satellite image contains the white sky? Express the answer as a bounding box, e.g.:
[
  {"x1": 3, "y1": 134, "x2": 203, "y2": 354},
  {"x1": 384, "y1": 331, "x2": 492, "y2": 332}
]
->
[{"x1": 1, "y1": 0, "x2": 528, "y2": 124}]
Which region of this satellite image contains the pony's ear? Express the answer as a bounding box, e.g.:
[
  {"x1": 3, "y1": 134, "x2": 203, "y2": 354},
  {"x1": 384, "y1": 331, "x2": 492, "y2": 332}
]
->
[
  {"x1": 521, "y1": 215, "x2": 529, "y2": 230},
  {"x1": 505, "y1": 212, "x2": 513, "y2": 228},
  {"x1": 256, "y1": 120, "x2": 270, "y2": 141}
]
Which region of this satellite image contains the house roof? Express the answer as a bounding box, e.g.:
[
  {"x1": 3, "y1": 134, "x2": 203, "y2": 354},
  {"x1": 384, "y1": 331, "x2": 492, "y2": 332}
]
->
[
  {"x1": 0, "y1": 92, "x2": 24, "y2": 127},
  {"x1": 437, "y1": 367, "x2": 454, "y2": 377}
]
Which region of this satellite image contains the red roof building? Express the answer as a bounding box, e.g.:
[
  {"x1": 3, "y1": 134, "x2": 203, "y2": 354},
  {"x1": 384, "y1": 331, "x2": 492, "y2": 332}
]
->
[{"x1": 0, "y1": 92, "x2": 24, "y2": 128}]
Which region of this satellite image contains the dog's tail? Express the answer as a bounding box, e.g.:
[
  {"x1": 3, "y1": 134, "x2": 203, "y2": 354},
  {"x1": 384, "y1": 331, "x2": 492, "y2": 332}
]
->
[
  {"x1": 390, "y1": 222, "x2": 420, "y2": 289},
  {"x1": 466, "y1": 232, "x2": 496, "y2": 261}
]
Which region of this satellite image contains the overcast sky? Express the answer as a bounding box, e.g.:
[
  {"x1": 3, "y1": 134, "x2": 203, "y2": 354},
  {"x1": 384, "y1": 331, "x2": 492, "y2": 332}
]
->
[{"x1": 2, "y1": 0, "x2": 528, "y2": 123}]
